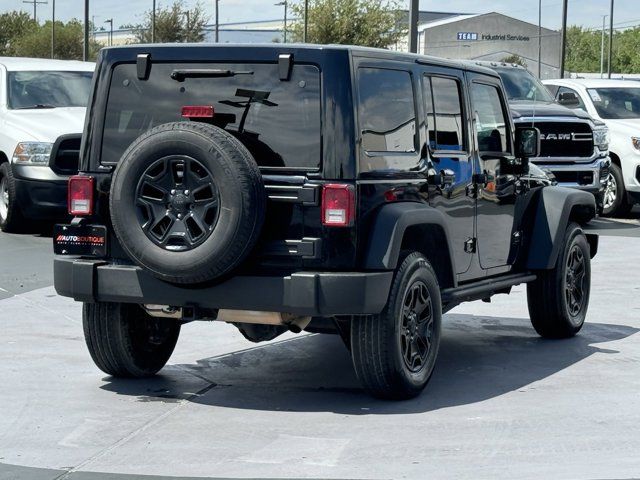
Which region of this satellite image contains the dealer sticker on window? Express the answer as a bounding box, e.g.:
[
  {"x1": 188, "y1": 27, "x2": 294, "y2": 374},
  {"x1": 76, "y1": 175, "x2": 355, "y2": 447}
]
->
[{"x1": 588, "y1": 89, "x2": 603, "y2": 103}]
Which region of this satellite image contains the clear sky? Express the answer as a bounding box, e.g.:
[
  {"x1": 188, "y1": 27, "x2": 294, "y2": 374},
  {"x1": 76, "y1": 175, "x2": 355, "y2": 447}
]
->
[{"x1": 3, "y1": 0, "x2": 637, "y2": 31}]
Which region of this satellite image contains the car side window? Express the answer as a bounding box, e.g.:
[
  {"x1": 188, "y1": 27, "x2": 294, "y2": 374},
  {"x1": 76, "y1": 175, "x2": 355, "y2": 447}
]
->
[
  {"x1": 357, "y1": 68, "x2": 417, "y2": 154},
  {"x1": 471, "y1": 82, "x2": 511, "y2": 154},
  {"x1": 428, "y1": 76, "x2": 466, "y2": 153},
  {"x1": 557, "y1": 86, "x2": 587, "y2": 110}
]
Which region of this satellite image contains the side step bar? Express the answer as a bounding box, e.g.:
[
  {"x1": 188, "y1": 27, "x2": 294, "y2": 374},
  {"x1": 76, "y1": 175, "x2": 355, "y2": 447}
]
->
[{"x1": 441, "y1": 272, "x2": 536, "y2": 311}]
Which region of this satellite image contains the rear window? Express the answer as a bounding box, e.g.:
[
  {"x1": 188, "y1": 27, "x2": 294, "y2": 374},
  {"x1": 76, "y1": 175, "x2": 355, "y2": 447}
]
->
[{"x1": 101, "y1": 62, "x2": 321, "y2": 169}]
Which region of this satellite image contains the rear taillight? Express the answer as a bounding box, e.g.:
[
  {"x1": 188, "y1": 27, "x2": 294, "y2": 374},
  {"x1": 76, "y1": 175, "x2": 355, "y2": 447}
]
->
[
  {"x1": 68, "y1": 175, "x2": 94, "y2": 215},
  {"x1": 181, "y1": 105, "x2": 214, "y2": 118},
  {"x1": 321, "y1": 184, "x2": 355, "y2": 227}
]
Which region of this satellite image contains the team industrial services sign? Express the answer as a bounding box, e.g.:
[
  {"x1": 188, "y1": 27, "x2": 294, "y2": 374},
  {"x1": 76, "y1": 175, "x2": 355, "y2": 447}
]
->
[{"x1": 457, "y1": 32, "x2": 531, "y2": 42}]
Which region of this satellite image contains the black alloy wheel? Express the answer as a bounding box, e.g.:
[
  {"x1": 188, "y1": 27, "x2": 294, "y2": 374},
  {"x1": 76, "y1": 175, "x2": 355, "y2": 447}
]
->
[
  {"x1": 136, "y1": 155, "x2": 220, "y2": 252},
  {"x1": 564, "y1": 244, "x2": 587, "y2": 318},
  {"x1": 400, "y1": 281, "x2": 435, "y2": 373}
]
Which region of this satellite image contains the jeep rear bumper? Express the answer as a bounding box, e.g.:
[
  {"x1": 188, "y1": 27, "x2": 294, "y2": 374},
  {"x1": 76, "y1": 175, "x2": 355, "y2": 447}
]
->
[{"x1": 53, "y1": 257, "x2": 394, "y2": 316}]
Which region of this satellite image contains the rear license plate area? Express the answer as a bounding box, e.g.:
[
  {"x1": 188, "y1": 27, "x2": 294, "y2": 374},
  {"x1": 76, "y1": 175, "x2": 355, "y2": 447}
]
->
[{"x1": 53, "y1": 224, "x2": 107, "y2": 257}]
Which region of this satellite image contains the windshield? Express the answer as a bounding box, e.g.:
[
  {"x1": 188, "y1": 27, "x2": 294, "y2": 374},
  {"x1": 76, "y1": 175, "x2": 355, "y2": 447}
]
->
[
  {"x1": 7, "y1": 71, "x2": 93, "y2": 110},
  {"x1": 587, "y1": 87, "x2": 640, "y2": 119},
  {"x1": 494, "y1": 67, "x2": 554, "y2": 103}
]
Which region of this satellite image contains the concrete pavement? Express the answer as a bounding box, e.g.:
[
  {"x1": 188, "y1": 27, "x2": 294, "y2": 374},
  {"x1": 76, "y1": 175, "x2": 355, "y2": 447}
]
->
[{"x1": 1, "y1": 232, "x2": 640, "y2": 479}]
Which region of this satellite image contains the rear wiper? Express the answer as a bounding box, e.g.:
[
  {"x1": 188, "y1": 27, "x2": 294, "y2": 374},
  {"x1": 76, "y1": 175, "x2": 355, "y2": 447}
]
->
[
  {"x1": 170, "y1": 69, "x2": 254, "y2": 82},
  {"x1": 15, "y1": 104, "x2": 57, "y2": 110}
]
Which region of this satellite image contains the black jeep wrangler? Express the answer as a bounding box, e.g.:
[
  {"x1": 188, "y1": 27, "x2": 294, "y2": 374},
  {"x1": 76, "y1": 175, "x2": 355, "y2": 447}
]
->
[{"x1": 53, "y1": 44, "x2": 598, "y2": 400}]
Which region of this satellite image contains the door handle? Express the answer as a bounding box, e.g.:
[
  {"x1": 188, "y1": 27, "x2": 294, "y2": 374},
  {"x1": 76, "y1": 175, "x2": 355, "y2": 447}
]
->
[{"x1": 440, "y1": 169, "x2": 455, "y2": 188}]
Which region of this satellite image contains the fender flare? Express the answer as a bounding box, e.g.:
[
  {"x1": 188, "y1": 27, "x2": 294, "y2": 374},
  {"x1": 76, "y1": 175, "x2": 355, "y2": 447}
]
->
[
  {"x1": 526, "y1": 186, "x2": 596, "y2": 270},
  {"x1": 363, "y1": 202, "x2": 456, "y2": 286}
]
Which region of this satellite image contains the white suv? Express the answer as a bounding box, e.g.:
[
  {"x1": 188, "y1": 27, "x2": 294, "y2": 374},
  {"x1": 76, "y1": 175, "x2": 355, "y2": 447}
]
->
[
  {"x1": 543, "y1": 78, "x2": 640, "y2": 216},
  {"x1": 0, "y1": 57, "x2": 94, "y2": 232}
]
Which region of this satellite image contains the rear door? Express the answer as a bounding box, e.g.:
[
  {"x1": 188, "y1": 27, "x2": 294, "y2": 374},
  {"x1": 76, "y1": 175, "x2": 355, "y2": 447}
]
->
[{"x1": 421, "y1": 69, "x2": 475, "y2": 274}]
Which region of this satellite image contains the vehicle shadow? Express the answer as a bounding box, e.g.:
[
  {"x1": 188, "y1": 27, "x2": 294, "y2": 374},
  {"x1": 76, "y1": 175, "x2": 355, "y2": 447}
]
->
[{"x1": 100, "y1": 314, "x2": 638, "y2": 414}]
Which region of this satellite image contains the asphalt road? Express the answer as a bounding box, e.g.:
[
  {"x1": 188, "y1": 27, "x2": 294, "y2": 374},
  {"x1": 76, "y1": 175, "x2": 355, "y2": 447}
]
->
[{"x1": 1, "y1": 219, "x2": 640, "y2": 479}]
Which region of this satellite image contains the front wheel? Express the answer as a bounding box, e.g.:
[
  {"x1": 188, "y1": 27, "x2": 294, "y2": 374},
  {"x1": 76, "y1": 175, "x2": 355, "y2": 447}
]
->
[
  {"x1": 83, "y1": 302, "x2": 181, "y2": 377},
  {"x1": 527, "y1": 223, "x2": 591, "y2": 339},
  {"x1": 350, "y1": 252, "x2": 442, "y2": 400},
  {"x1": 0, "y1": 162, "x2": 24, "y2": 232},
  {"x1": 602, "y1": 163, "x2": 632, "y2": 217}
]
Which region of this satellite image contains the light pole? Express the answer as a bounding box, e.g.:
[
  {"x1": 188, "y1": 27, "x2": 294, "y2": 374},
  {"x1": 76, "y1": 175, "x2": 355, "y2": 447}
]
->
[
  {"x1": 559, "y1": 0, "x2": 568, "y2": 78},
  {"x1": 104, "y1": 18, "x2": 113, "y2": 47},
  {"x1": 408, "y1": 0, "x2": 419, "y2": 53},
  {"x1": 182, "y1": 11, "x2": 190, "y2": 42},
  {"x1": 600, "y1": 15, "x2": 608, "y2": 78},
  {"x1": 275, "y1": 1, "x2": 287, "y2": 43},
  {"x1": 215, "y1": 0, "x2": 220, "y2": 43},
  {"x1": 152, "y1": 0, "x2": 156, "y2": 42},
  {"x1": 608, "y1": 0, "x2": 614, "y2": 79},
  {"x1": 304, "y1": 0, "x2": 308, "y2": 42},
  {"x1": 537, "y1": 0, "x2": 541, "y2": 77},
  {"x1": 83, "y1": 0, "x2": 89, "y2": 61},
  {"x1": 51, "y1": 0, "x2": 55, "y2": 59}
]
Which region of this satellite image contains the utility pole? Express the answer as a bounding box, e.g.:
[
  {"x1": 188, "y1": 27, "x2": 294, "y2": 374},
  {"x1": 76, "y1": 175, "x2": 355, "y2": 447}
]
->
[
  {"x1": 600, "y1": 15, "x2": 608, "y2": 78},
  {"x1": 608, "y1": 0, "x2": 614, "y2": 79},
  {"x1": 152, "y1": 0, "x2": 156, "y2": 42},
  {"x1": 83, "y1": 0, "x2": 89, "y2": 61},
  {"x1": 215, "y1": 0, "x2": 219, "y2": 43},
  {"x1": 559, "y1": 0, "x2": 568, "y2": 78},
  {"x1": 105, "y1": 18, "x2": 113, "y2": 47},
  {"x1": 182, "y1": 11, "x2": 190, "y2": 41},
  {"x1": 275, "y1": 1, "x2": 287, "y2": 43},
  {"x1": 51, "y1": 0, "x2": 55, "y2": 59},
  {"x1": 537, "y1": 0, "x2": 542, "y2": 77},
  {"x1": 23, "y1": 0, "x2": 48, "y2": 22},
  {"x1": 303, "y1": 0, "x2": 308, "y2": 42},
  {"x1": 408, "y1": 0, "x2": 419, "y2": 54}
]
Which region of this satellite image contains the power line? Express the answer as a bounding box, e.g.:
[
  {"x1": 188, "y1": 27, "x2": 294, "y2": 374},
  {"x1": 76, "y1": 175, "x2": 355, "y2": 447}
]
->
[{"x1": 22, "y1": 0, "x2": 47, "y2": 21}]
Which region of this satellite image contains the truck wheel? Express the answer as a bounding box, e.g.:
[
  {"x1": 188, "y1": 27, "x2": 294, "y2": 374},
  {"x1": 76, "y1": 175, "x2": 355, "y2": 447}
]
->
[
  {"x1": 0, "y1": 163, "x2": 24, "y2": 233},
  {"x1": 602, "y1": 163, "x2": 632, "y2": 217},
  {"x1": 109, "y1": 122, "x2": 266, "y2": 284},
  {"x1": 351, "y1": 252, "x2": 442, "y2": 400},
  {"x1": 527, "y1": 223, "x2": 591, "y2": 339},
  {"x1": 83, "y1": 302, "x2": 180, "y2": 377}
]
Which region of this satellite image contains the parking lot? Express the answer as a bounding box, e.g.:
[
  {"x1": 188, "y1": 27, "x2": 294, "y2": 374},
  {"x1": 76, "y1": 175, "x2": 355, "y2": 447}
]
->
[{"x1": 0, "y1": 216, "x2": 639, "y2": 480}]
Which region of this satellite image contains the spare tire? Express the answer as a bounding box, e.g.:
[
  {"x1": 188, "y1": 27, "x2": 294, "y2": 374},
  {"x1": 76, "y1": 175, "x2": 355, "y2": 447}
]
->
[{"x1": 110, "y1": 122, "x2": 265, "y2": 284}]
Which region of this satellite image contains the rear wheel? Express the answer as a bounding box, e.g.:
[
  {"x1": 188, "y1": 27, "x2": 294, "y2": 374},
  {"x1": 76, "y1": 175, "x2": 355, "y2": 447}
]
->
[
  {"x1": 527, "y1": 223, "x2": 591, "y2": 339},
  {"x1": 83, "y1": 302, "x2": 180, "y2": 377},
  {"x1": 0, "y1": 163, "x2": 24, "y2": 232},
  {"x1": 351, "y1": 252, "x2": 442, "y2": 400},
  {"x1": 602, "y1": 163, "x2": 632, "y2": 217}
]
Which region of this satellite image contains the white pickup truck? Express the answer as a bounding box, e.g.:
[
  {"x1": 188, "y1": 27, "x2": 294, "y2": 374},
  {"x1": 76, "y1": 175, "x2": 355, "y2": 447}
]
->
[
  {"x1": 543, "y1": 78, "x2": 640, "y2": 216},
  {"x1": 0, "y1": 57, "x2": 94, "y2": 232}
]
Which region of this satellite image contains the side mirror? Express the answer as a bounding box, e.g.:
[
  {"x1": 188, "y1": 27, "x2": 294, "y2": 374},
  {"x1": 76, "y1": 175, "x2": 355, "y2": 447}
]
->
[
  {"x1": 515, "y1": 126, "x2": 540, "y2": 159},
  {"x1": 558, "y1": 91, "x2": 580, "y2": 107}
]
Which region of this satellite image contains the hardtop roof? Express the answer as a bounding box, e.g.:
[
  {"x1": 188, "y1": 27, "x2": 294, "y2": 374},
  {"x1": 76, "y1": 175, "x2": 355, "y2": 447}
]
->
[{"x1": 101, "y1": 43, "x2": 500, "y2": 77}]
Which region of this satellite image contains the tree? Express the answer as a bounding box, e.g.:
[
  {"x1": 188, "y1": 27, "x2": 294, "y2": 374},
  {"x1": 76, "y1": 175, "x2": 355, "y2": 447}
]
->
[
  {"x1": 565, "y1": 25, "x2": 640, "y2": 74},
  {"x1": 133, "y1": 1, "x2": 209, "y2": 44},
  {"x1": 6, "y1": 18, "x2": 102, "y2": 60},
  {"x1": 0, "y1": 11, "x2": 37, "y2": 55},
  {"x1": 501, "y1": 54, "x2": 527, "y2": 68},
  {"x1": 288, "y1": 0, "x2": 405, "y2": 48}
]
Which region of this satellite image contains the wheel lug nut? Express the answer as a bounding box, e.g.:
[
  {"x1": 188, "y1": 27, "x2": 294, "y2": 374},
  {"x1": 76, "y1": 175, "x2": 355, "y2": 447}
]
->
[
  {"x1": 184, "y1": 190, "x2": 189, "y2": 195},
  {"x1": 171, "y1": 189, "x2": 176, "y2": 195},
  {"x1": 177, "y1": 213, "x2": 183, "y2": 219}
]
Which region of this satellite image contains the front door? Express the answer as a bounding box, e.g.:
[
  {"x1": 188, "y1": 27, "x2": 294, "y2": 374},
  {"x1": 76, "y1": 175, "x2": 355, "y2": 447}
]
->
[
  {"x1": 468, "y1": 74, "x2": 519, "y2": 270},
  {"x1": 422, "y1": 71, "x2": 475, "y2": 274}
]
